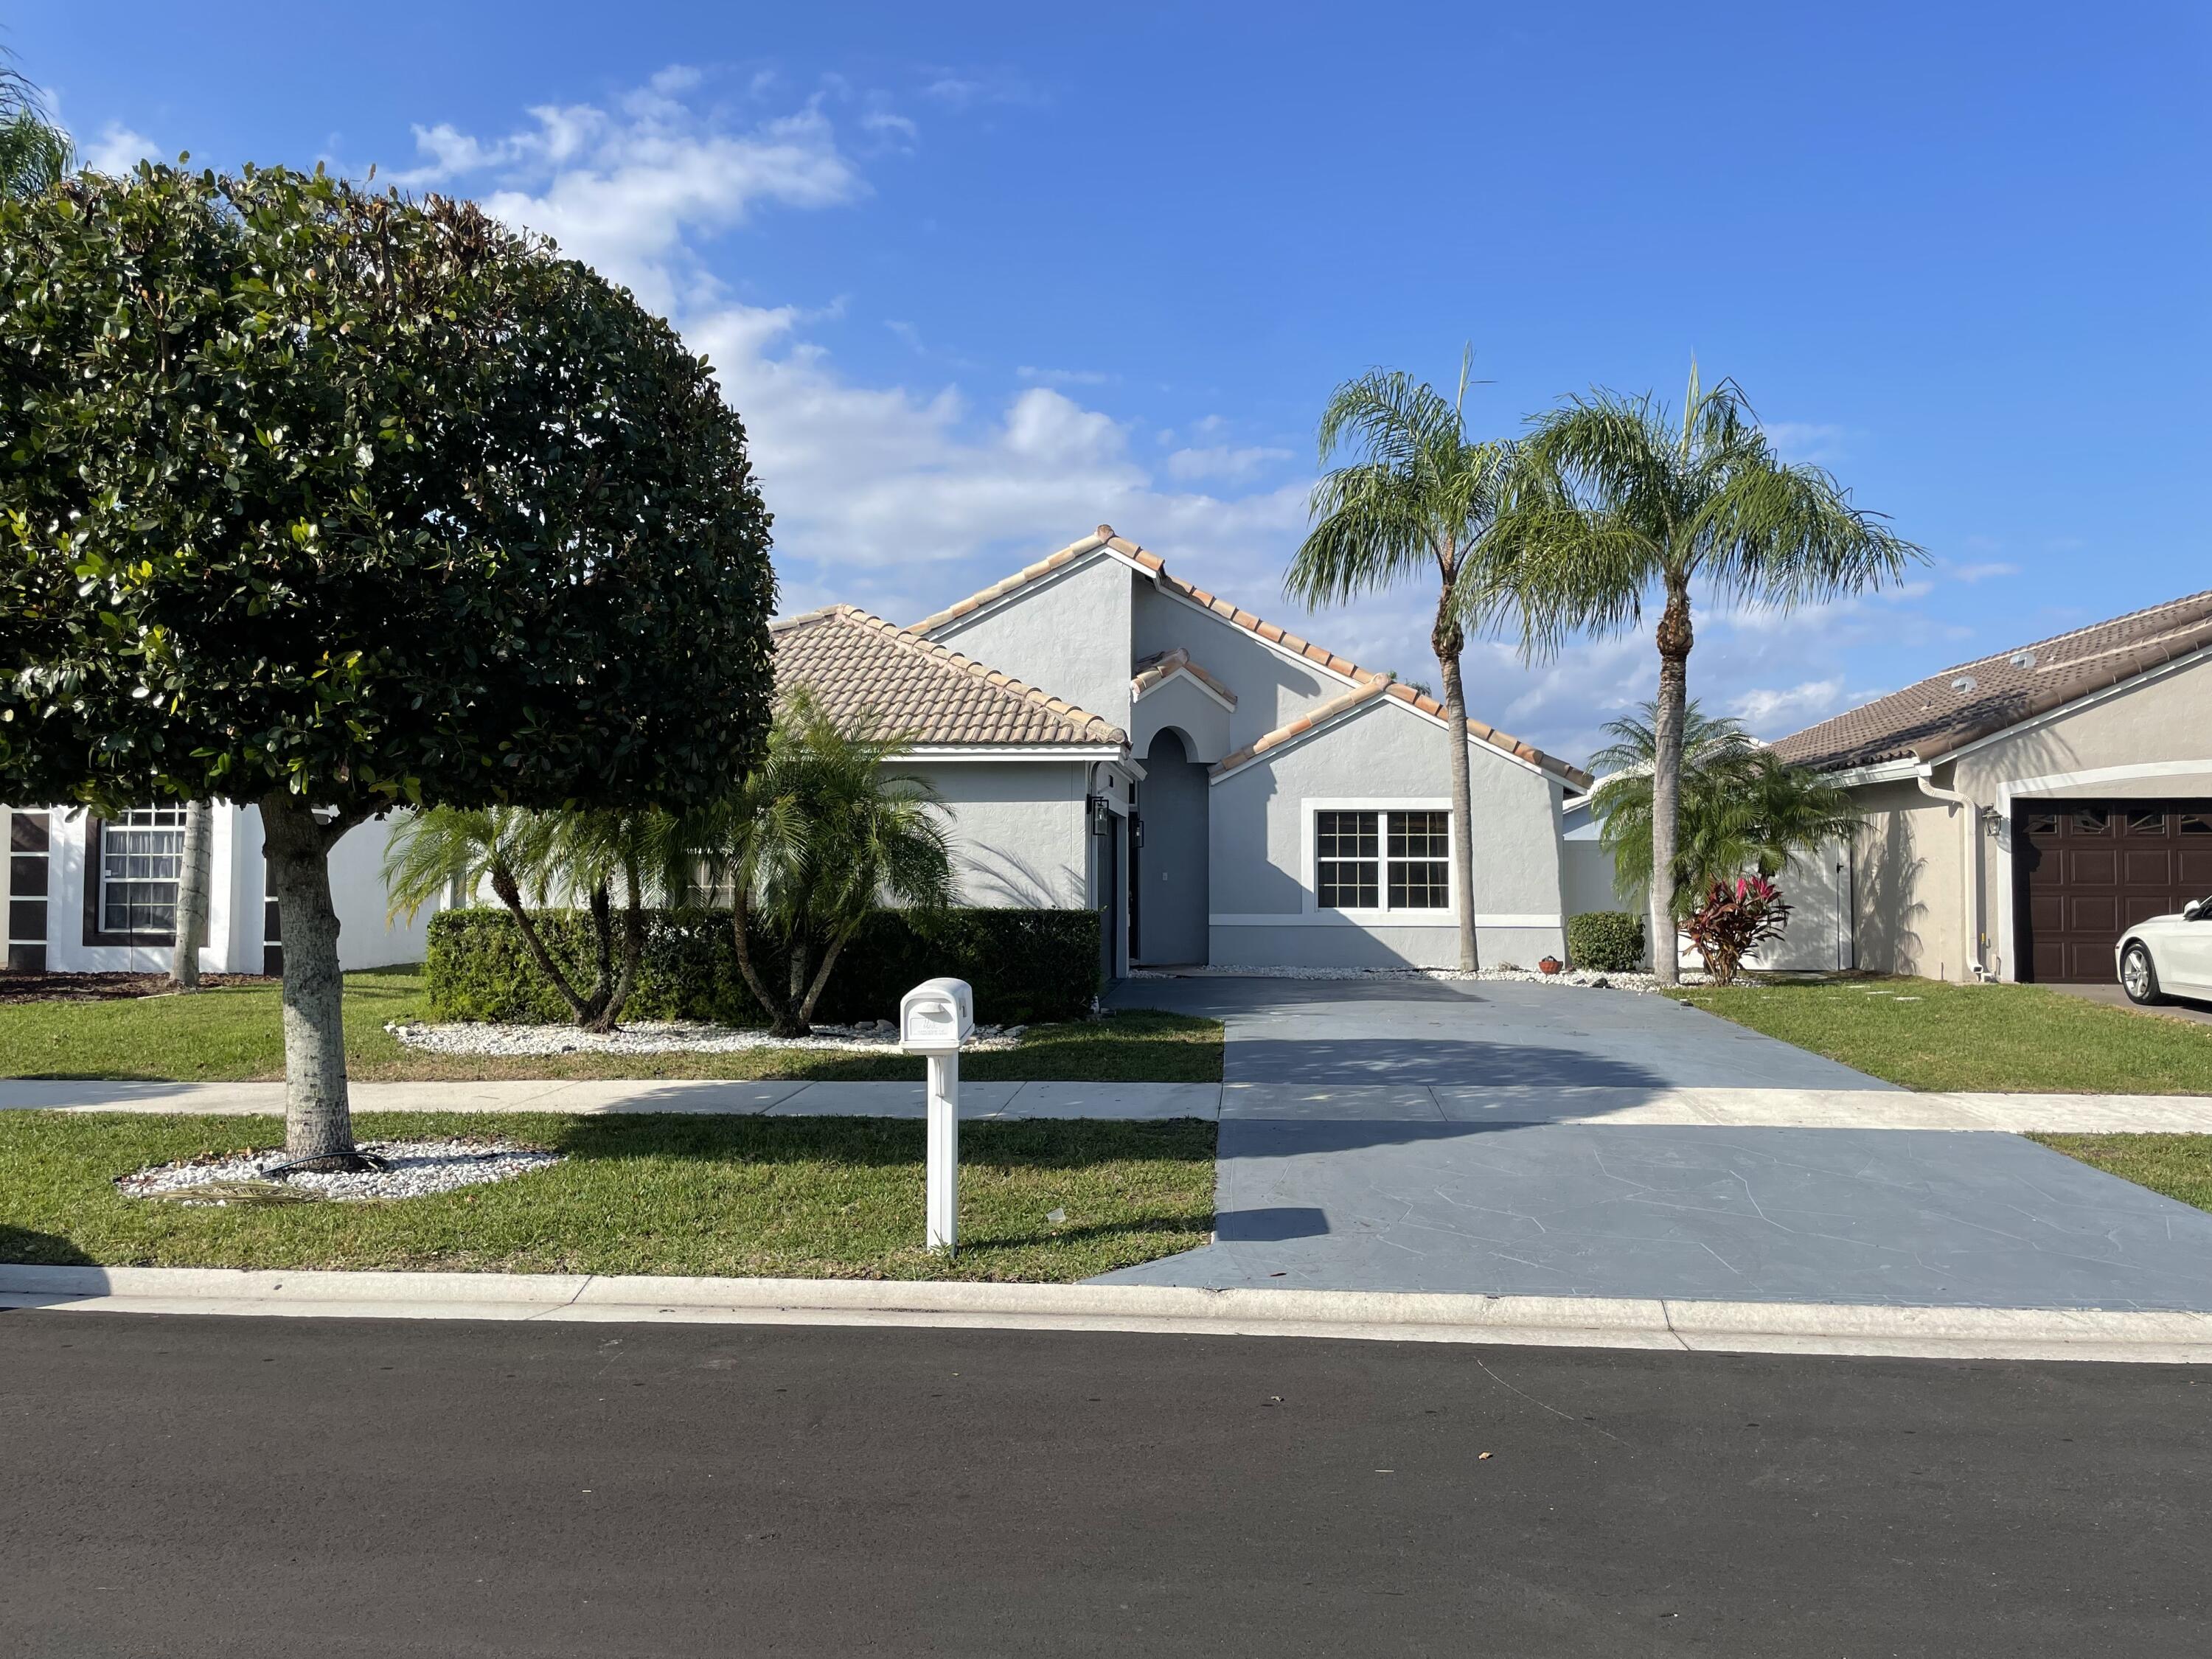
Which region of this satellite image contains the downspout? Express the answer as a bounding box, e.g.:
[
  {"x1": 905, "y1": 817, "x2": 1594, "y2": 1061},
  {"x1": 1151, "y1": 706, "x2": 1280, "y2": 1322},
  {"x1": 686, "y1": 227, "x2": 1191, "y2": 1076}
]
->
[{"x1": 1916, "y1": 765, "x2": 1990, "y2": 982}]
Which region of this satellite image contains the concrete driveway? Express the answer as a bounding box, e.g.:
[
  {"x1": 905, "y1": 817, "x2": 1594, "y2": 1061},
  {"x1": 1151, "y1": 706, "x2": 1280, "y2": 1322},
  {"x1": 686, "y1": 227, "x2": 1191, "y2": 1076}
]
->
[
  {"x1": 1102, "y1": 975, "x2": 2212, "y2": 1309},
  {"x1": 1111, "y1": 973, "x2": 1897, "y2": 1092}
]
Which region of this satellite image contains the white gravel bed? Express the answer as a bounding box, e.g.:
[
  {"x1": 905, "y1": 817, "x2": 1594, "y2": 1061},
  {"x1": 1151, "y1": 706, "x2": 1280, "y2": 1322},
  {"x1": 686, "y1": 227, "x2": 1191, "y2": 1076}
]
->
[
  {"x1": 1127, "y1": 964, "x2": 1751, "y2": 992},
  {"x1": 384, "y1": 1018, "x2": 1029, "y2": 1057},
  {"x1": 116, "y1": 1138, "x2": 563, "y2": 1206}
]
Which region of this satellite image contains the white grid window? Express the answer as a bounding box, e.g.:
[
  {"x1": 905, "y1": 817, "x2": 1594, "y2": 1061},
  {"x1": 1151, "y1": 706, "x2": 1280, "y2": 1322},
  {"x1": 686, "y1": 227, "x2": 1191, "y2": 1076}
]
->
[
  {"x1": 1315, "y1": 808, "x2": 1450, "y2": 911},
  {"x1": 102, "y1": 807, "x2": 184, "y2": 936}
]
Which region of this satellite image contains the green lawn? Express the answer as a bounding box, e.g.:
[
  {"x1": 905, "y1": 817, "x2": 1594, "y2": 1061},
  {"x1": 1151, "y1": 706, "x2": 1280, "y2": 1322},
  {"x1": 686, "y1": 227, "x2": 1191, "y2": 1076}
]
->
[
  {"x1": 0, "y1": 1110, "x2": 1217, "y2": 1281},
  {"x1": 1671, "y1": 977, "x2": 2212, "y2": 1094},
  {"x1": 0, "y1": 968, "x2": 1222, "y2": 1084},
  {"x1": 2032, "y1": 1134, "x2": 2212, "y2": 1216}
]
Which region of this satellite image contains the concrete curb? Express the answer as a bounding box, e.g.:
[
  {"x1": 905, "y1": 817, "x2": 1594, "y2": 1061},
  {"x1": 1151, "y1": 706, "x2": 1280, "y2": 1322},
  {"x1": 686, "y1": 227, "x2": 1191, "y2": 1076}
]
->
[{"x1": 4, "y1": 1263, "x2": 2208, "y2": 1363}]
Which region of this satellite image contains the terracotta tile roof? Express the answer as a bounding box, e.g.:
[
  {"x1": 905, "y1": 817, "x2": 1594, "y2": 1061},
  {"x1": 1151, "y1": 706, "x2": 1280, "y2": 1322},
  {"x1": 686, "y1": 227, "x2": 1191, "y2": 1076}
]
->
[
  {"x1": 1770, "y1": 589, "x2": 2212, "y2": 773},
  {"x1": 1131, "y1": 647, "x2": 1237, "y2": 706},
  {"x1": 917, "y1": 524, "x2": 1593, "y2": 790},
  {"x1": 771, "y1": 605, "x2": 1127, "y2": 748}
]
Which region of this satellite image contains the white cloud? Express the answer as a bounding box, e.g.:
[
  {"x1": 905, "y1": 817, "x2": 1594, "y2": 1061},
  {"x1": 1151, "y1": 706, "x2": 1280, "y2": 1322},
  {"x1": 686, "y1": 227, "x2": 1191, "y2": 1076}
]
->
[
  {"x1": 378, "y1": 78, "x2": 865, "y2": 314},
  {"x1": 1952, "y1": 561, "x2": 2020, "y2": 583},
  {"x1": 1763, "y1": 420, "x2": 1851, "y2": 466},
  {"x1": 1165, "y1": 445, "x2": 1293, "y2": 483},
  {"x1": 1730, "y1": 678, "x2": 1847, "y2": 735},
  {"x1": 85, "y1": 122, "x2": 161, "y2": 175}
]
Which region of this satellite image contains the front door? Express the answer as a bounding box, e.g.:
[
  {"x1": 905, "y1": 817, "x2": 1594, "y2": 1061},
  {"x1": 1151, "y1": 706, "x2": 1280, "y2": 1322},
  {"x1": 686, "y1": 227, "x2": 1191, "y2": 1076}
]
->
[{"x1": 1133, "y1": 729, "x2": 1209, "y2": 966}]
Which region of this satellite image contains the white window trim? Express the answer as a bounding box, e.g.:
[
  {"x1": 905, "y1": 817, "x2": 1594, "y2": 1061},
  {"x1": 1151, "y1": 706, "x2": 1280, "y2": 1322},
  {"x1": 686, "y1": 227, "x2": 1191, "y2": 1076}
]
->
[
  {"x1": 99, "y1": 807, "x2": 186, "y2": 940},
  {"x1": 1301, "y1": 797, "x2": 1458, "y2": 922}
]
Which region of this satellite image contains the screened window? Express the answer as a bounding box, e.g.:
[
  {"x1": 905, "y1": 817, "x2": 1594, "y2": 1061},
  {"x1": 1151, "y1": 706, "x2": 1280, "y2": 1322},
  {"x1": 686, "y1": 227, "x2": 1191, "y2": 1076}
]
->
[
  {"x1": 1315, "y1": 809, "x2": 1451, "y2": 911},
  {"x1": 101, "y1": 807, "x2": 184, "y2": 937}
]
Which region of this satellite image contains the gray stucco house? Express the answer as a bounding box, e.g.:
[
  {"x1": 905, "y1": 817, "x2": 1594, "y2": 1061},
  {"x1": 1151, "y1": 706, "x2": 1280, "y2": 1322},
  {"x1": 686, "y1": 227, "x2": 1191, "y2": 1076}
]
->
[{"x1": 779, "y1": 526, "x2": 1593, "y2": 977}]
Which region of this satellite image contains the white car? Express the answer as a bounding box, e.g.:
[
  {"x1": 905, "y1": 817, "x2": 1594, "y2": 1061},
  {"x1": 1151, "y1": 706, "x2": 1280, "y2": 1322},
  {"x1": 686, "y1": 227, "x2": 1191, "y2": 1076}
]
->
[{"x1": 2117, "y1": 900, "x2": 2212, "y2": 1004}]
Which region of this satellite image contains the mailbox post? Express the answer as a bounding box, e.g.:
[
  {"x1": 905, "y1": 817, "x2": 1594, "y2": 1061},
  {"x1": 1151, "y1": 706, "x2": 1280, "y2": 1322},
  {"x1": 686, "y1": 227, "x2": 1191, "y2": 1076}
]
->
[{"x1": 900, "y1": 977, "x2": 975, "y2": 1253}]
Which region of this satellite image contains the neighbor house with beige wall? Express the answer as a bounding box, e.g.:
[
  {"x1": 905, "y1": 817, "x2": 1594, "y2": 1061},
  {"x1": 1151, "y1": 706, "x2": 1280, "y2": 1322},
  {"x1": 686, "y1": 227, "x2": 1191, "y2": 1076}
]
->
[{"x1": 1767, "y1": 590, "x2": 2212, "y2": 984}]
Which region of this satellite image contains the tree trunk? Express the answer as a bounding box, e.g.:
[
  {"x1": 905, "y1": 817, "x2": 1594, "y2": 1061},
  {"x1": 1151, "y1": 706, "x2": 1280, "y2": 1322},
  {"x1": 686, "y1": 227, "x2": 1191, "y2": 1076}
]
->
[
  {"x1": 728, "y1": 892, "x2": 801, "y2": 1036},
  {"x1": 587, "y1": 859, "x2": 646, "y2": 1034},
  {"x1": 1433, "y1": 594, "x2": 1480, "y2": 974},
  {"x1": 1649, "y1": 577, "x2": 1694, "y2": 986},
  {"x1": 260, "y1": 793, "x2": 354, "y2": 1159},
  {"x1": 169, "y1": 801, "x2": 213, "y2": 990}
]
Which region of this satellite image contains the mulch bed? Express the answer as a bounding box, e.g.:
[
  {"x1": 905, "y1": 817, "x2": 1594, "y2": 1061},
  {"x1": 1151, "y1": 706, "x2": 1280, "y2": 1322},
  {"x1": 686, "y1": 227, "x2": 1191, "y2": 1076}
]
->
[{"x1": 0, "y1": 971, "x2": 277, "y2": 1005}]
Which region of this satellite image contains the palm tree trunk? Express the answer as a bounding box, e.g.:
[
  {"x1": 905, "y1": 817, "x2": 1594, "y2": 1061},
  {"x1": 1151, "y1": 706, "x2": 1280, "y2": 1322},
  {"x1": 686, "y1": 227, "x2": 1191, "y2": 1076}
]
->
[
  {"x1": 1649, "y1": 576, "x2": 1694, "y2": 985},
  {"x1": 487, "y1": 864, "x2": 594, "y2": 1024},
  {"x1": 260, "y1": 793, "x2": 355, "y2": 1160},
  {"x1": 728, "y1": 891, "x2": 802, "y2": 1037},
  {"x1": 589, "y1": 851, "x2": 647, "y2": 1034},
  {"x1": 1433, "y1": 602, "x2": 1480, "y2": 973}
]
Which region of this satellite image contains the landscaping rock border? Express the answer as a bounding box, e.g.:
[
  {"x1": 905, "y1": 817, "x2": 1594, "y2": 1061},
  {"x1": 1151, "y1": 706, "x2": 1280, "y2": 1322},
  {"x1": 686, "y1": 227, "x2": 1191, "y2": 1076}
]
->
[{"x1": 116, "y1": 1138, "x2": 564, "y2": 1205}]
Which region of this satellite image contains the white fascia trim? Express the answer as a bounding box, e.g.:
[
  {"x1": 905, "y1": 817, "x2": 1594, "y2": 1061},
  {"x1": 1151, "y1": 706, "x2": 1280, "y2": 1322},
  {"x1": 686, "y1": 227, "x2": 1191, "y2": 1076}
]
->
[
  {"x1": 1996, "y1": 758, "x2": 2212, "y2": 805},
  {"x1": 1826, "y1": 757, "x2": 1927, "y2": 789},
  {"x1": 1149, "y1": 580, "x2": 1369, "y2": 690},
  {"x1": 922, "y1": 544, "x2": 1155, "y2": 639},
  {"x1": 1210, "y1": 913, "x2": 1562, "y2": 930},
  {"x1": 901, "y1": 745, "x2": 1127, "y2": 762},
  {"x1": 1133, "y1": 664, "x2": 1237, "y2": 715},
  {"x1": 1940, "y1": 643, "x2": 2212, "y2": 768}
]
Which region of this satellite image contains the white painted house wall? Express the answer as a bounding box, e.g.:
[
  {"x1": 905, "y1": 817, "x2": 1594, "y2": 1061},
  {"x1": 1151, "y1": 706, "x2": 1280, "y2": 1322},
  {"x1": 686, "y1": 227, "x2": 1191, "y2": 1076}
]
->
[{"x1": 7, "y1": 801, "x2": 429, "y2": 975}]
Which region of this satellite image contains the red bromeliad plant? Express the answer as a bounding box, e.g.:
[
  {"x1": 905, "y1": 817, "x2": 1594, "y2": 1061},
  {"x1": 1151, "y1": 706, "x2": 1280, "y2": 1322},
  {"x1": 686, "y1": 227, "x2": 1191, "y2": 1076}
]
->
[{"x1": 1682, "y1": 875, "x2": 1791, "y2": 986}]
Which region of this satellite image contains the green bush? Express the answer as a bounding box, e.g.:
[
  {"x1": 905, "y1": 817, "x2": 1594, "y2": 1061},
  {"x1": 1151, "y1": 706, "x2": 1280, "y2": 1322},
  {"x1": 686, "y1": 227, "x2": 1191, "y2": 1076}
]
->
[
  {"x1": 425, "y1": 907, "x2": 1101, "y2": 1027},
  {"x1": 1567, "y1": 911, "x2": 1646, "y2": 973}
]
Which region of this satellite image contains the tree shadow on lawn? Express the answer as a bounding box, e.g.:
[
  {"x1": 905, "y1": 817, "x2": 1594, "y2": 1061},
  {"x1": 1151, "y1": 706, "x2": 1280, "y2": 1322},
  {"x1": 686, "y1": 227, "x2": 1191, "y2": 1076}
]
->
[
  {"x1": 0, "y1": 1225, "x2": 98, "y2": 1268},
  {"x1": 541, "y1": 1112, "x2": 1218, "y2": 1172}
]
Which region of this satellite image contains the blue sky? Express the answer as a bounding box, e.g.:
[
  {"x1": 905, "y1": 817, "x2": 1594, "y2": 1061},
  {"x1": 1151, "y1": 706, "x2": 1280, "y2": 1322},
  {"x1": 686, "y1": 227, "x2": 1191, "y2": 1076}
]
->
[{"x1": 17, "y1": 2, "x2": 2209, "y2": 765}]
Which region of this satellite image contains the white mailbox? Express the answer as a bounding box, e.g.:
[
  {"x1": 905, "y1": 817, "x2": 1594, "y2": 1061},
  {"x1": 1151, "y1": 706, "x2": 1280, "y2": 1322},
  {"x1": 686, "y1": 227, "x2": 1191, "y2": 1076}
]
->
[
  {"x1": 899, "y1": 977, "x2": 975, "y2": 1054},
  {"x1": 901, "y1": 976, "x2": 974, "y2": 1254}
]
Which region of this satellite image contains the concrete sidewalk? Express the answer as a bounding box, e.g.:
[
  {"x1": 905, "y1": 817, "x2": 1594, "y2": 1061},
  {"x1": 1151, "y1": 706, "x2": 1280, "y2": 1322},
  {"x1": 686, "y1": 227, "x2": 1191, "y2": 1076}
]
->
[{"x1": 5, "y1": 1076, "x2": 2211, "y2": 1131}]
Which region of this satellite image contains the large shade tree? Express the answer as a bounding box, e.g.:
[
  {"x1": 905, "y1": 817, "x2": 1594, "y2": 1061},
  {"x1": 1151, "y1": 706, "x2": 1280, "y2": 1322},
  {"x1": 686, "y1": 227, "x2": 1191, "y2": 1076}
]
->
[
  {"x1": 0, "y1": 164, "x2": 776, "y2": 1162},
  {"x1": 1493, "y1": 366, "x2": 1919, "y2": 982},
  {"x1": 1287, "y1": 358, "x2": 1516, "y2": 971}
]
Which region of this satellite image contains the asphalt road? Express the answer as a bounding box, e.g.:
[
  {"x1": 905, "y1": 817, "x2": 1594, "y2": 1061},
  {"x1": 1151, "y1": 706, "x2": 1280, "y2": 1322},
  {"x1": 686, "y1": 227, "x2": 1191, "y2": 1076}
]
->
[{"x1": 4, "y1": 1312, "x2": 2208, "y2": 1658}]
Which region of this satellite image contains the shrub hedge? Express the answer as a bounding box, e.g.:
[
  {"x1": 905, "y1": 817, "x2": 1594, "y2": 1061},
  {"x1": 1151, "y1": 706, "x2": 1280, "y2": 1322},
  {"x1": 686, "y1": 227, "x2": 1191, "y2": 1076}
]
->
[
  {"x1": 1566, "y1": 911, "x2": 1646, "y2": 973},
  {"x1": 425, "y1": 907, "x2": 1102, "y2": 1027}
]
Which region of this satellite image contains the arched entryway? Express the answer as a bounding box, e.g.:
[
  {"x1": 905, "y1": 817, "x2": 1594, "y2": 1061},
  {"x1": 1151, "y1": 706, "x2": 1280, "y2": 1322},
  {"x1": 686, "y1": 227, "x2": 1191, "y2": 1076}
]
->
[{"x1": 1133, "y1": 728, "x2": 1209, "y2": 966}]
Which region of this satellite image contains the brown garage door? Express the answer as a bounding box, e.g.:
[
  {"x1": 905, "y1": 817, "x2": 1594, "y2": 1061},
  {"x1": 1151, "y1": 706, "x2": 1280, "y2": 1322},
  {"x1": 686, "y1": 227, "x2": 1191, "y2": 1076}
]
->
[{"x1": 2015, "y1": 801, "x2": 2212, "y2": 982}]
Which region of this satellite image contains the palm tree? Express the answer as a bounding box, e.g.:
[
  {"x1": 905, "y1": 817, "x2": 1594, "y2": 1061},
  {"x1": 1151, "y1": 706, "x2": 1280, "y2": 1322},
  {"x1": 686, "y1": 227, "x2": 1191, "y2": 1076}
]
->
[
  {"x1": 1287, "y1": 355, "x2": 1517, "y2": 970},
  {"x1": 688, "y1": 688, "x2": 953, "y2": 1037},
  {"x1": 1587, "y1": 700, "x2": 1863, "y2": 928},
  {"x1": 384, "y1": 804, "x2": 669, "y2": 1032},
  {"x1": 1495, "y1": 364, "x2": 1920, "y2": 982},
  {"x1": 0, "y1": 58, "x2": 72, "y2": 199}
]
